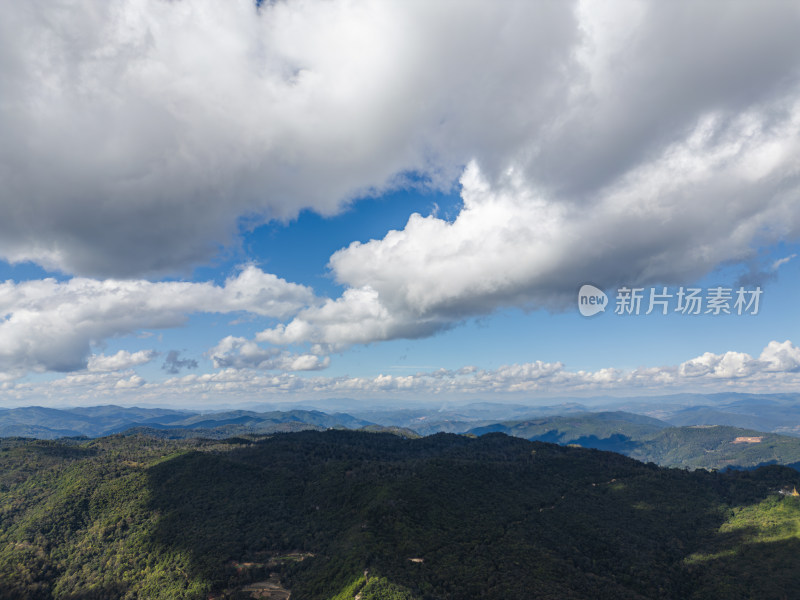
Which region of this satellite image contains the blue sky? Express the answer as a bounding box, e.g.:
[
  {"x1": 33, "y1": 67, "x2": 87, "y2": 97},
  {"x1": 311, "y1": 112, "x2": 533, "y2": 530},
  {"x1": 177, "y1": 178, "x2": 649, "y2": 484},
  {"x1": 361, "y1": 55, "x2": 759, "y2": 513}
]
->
[{"x1": 2, "y1": 0, "x2": 800, "y2": 407}]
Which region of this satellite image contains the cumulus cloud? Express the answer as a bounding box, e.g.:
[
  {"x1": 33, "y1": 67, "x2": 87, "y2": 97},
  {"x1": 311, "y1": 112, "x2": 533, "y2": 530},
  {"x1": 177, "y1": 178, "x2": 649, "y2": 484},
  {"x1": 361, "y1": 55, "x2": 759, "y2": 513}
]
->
[
  {"x1": 5, "y1": 0, "x2": 798, "y2": 282},
  {"x1": 43, "y1": 371, "x2": 146, "y2": 394},
  {"x1": 679, "y1": 351, "x2": 756, "y2": 379},
  {"x1": 256, "y1": 286, "x2": 446, "y2": 353},
  {"x1": 209, "y1": 336, "x2": 329, "y2": 371},
  {"x1": 677, "y1": 341, "x2": 800, "y2": 379},
  {"x1": 3, "y1": 0, "x2": 800, "y2": 380},
  {"x1": 88, "y1": 349, "x2": 157, "y2": 372},
  {"x1": 6, "y1": 340, "x2": 800, "y2": 406},
  {"x1": 189, "y1": 340, "x2": 800, "y2": 397},
  {"x1": 0, "y1": 266, "x2": 313, "y2": 377},
  {"x1": 142, "y1": 340, "x2": 800, "y2": 398},
  {"x1": 0, "y1": 0, "x2": 575, "y2": 276},
  {"x1": 256, "y1": 118, "x2": 800, "y2": 349},
  {"x1": 758, "y1": 340, "x2": 800, "y2": 372}
]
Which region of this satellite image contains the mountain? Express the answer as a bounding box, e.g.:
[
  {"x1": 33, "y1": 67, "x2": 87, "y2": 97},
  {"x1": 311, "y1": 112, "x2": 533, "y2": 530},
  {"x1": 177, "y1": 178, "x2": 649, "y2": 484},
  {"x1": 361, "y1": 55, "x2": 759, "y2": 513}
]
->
[
  {"x1": 243, "y1": 392, "x2": 800, "y2": 438},
  {"x1": 470, "y1": 412, "x2": 800, "y2": 471},
  {"x1": 0, "y1": 406, "x2": 373, "y2": 439},
  {"x1": 663, "y1": 402, "x2": 800, "y2": 436},
  {"x1": 468, "y1": 411, "x2": 668, "y2": 453},
  {"x1": 1, "y1": 430, "x2": 799, "y2": 599},
  {"x1": 347, "y1": 403, "x2": 591, "y2": 436},
  {"x1": 628, "y1": 426, "x2": 800, "y2": 470},
  {"x1": 0, "y1": 405, "x2": 194, "y2": 438},
  {"x1": 610, "y1": 393, "x2": 800, "y2": 435},
  {"x1": 663, "y1": 406, "x2": 786, "y2": 432},
  {"x1": 6, "y1": 398, "x2": 800, "y2": 473},
  {"x1": 8, "y1": 392, "x2": 800, "y2": 439}
]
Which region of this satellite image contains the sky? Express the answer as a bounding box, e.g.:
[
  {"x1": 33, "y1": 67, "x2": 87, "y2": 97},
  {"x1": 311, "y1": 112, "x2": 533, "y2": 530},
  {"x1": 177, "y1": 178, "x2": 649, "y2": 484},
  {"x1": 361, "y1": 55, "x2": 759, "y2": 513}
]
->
[{"x1": 2, "y1": 0, "x2": 800, "y2": 408}]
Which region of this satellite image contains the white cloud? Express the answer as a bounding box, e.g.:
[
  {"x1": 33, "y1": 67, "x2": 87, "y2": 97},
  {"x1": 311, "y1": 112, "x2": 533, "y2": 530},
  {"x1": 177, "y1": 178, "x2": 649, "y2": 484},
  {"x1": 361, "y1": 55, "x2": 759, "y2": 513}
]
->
[
  {"x1": 171, "y1": 340, "x2": 800, "y2": 397},
  {"x1": 208, "y1": 335, "x2": 329, "y2": 371},
  {"x1": 88, "y1": 349, "x2": 157, "y2": 372},
  {"x1": 759, "y1": 340, "x2": 800, "y2": 372},
  {"x1": 5, "y1": 0, "x2": 798, "y2": 281},
  {"x1": 43, "y1": 371, "x2": 146, "y2": 393},
  {"x1": 3, "y1": 0, "x2": 800, "y2": 382},
  {"x1": 0, "y1": 266, "x2": 313, "y2": 377},
  {"x1": 678, "y1": 351, "x2": 756, "y2": 379},
  {"x1": 256, "y1": 112, "x2": 800, "y2": 350},
  {"x1": 771, "y1": 254, "x2": 797, "y2": 271},
  {"x1": 256, "y1": 286, "x2": 444, "y2": 352},
  {"x1": 677, "y1": 341, "x2": 800, "y2": 379},
  {"x1": 5, "y1": 339, "x2": 800, "y2": 406},
  {"x1": 0, "y1": 0, "x2": 576, "y2": 276}
]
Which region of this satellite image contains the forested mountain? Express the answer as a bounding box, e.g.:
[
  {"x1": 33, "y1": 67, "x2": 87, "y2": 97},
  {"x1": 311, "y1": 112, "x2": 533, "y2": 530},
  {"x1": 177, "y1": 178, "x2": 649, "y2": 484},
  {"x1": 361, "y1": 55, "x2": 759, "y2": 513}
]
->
[
  {"x1": 471, "y1": 414, "x2": 800, "y2": 471},
  {"x1": 6, "y1": 404, "x2": 800, "y2": 472},
  {"x1": 0, "y1": 405, "x2": 192, "y2": 438},
  {"x1": 0, "y1": 406, "x2": 372, "y2": 439},
  {"x1": 2, "y1": 430, "x2": 800, "y2": 599},
  {"x1": 627, "y1": 426, "x2": 800, "y2": 470},
  {"x1": 467, "y1": 411, "x2": 668, "y2": 449},
  {"x1": 7, "y1": 393, "x2": 800, "y2": 440}
]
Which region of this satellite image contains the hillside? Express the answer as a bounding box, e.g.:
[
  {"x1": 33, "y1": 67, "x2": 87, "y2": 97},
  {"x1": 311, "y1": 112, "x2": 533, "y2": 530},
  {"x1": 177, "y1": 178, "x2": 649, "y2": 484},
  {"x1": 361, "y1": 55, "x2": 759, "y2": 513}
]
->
[
  {"x1": 0, "y1": 406, "x2": 373, "y2": 439},
  {"x1": 468, "y1": 411, "x2": 668, "y2": 453},
  {"x1": 629, "y1": 426, "x2": 800, "y2": 470},
  {"x1": 1, "y1": 431, "x2": 800, "y2": 599},
  {"x1": 469, "y1": 414, "x2": 800, "y2": 471},
  {"x1": 7, "y1": 405, "x2": 800, "y2": 473}
]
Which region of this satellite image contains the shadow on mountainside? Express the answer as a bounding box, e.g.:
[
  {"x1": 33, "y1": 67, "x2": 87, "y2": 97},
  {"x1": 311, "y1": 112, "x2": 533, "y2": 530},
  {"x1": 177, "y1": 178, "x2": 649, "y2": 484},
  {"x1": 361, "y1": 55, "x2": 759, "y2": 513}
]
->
[{"x1": 140, "y1": 431, "x2": 800, "y2": 600}]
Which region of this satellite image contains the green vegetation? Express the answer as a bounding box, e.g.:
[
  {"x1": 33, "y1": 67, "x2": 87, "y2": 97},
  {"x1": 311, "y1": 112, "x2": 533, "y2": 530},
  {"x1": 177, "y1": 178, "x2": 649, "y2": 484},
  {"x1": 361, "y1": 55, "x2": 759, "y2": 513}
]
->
[
  {"x1": 477, "y1": 414, "x2": 800, "y2": 470},
  {"x1": 7, "y1": 405, "x2": 800, "y2": 474},
  {"x1": 470, "y1": 411, "x2": 666, "y2": 452},
  {"x1": 0, "y1": 406, "x2": 373, "y2": 439},
  {"x1": 628, "y1": 426, "x2": 800, "y2": 470},
  {"x1": 1, "y1": 431, "x2": 800, "y2": 599},
  {"x1": 328, "y1": 574, "x2": 416, "y2": 600},
  {"x1": 686, "y1": 494, "x2": 800, "y2": 598}
]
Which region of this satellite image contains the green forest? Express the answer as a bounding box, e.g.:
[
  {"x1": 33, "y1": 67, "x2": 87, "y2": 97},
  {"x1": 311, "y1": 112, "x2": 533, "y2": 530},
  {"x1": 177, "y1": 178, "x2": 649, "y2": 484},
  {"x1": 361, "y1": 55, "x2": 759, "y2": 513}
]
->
[
  {"x1": 2, "y1": 430, "x2": 800, "y2": 599},
  {"x1": 474, "y1": 414, "x2": 800, "y2": 470}
]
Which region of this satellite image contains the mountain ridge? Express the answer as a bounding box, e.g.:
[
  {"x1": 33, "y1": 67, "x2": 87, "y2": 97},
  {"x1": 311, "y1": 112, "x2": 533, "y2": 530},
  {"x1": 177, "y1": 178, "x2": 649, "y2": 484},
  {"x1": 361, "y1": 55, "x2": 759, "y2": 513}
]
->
[{"x1": 2, "y1": 430, "x2": 799, "y2": 599}]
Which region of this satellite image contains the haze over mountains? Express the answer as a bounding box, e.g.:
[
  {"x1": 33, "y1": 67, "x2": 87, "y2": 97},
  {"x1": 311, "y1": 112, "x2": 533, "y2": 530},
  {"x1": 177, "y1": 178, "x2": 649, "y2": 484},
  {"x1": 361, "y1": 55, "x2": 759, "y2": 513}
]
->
[
  {"x1": 0, "y1": 406, "x2": 372, "y2": 440},
  {"x1": 5, "y1": 392, "x2": 800, "y2": 472},
  {"x1": 4, "y1": 393, "x2": 800, "y2": 598},
  {"x1": 3, "y1": 392, "x2": 800, "y2": 435}
]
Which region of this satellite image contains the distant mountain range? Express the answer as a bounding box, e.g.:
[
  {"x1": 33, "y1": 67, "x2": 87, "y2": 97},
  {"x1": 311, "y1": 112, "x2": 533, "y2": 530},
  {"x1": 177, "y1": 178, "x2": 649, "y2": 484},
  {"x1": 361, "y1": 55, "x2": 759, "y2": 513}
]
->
[
  {"x1": 5, "y1": 392, "x2": 800, "y2": 471},
  {"x1": 0, "y1": 405, "x2": 372, "y2": 439},
  {"x1": 467, "y1": 411, "x2": 800, "y2": 470}
]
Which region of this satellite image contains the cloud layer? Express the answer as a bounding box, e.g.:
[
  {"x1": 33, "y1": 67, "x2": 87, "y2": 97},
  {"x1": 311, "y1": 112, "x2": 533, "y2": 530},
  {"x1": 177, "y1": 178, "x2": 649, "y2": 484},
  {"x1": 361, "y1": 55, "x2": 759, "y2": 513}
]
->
[
  {"x1": 4, "y1": 1, "x2": 799, "y2": 280},
  {"x1": 0, "y1": 266, "x2": 312, "y2": 377},
  {"x1": 3, "y1": 1, "x2": 800, "y2": 387},
  {"x1": 4, "y1": 340, "x2": 800, "y2": 406},
  {"x1": 88, "y1": 350, "x2": 157, "y2": 373},
  {"x1": 0, "y1": 0, "x2": 574, "y2": 276}
]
